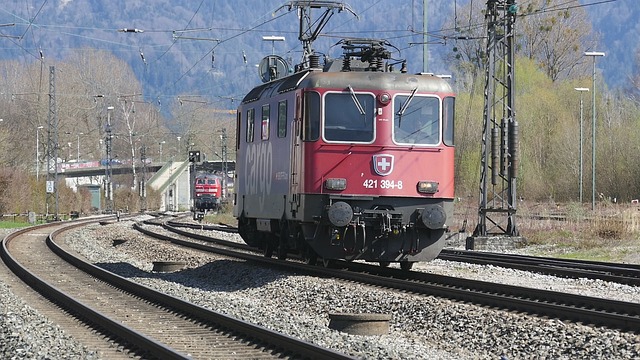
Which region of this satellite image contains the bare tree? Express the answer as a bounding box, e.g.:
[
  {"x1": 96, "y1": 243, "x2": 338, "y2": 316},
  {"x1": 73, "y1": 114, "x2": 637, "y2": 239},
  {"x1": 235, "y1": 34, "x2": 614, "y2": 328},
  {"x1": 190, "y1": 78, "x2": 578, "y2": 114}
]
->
[
  {"x1": 444, "y1": 0, "x2": 596, "y2": 84},
  {"x1": 442, "y1": 0, "x2": 486, "y2": 92},
  {"x1": 519, "y1": 0, "x2": 596, "y2": 81}
]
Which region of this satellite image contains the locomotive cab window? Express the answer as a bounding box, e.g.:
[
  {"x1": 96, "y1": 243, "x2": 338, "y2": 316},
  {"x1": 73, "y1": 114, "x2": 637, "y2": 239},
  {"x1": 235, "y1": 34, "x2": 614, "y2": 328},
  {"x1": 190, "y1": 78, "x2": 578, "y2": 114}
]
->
[
  {"x1": 393, "y1": 95, "x2": 440, "y2": 145},
  {"x1": 303, "y1": 91, "x2": 320, "y2": 141},
  {"x1": 246, "y1": 108, "x2": 255, "y2": 143},
  {"x1": 443, "y1": 96, "x2": 455, "y2": 146},
  {"x1": 324, "y1": 92, "x2": 375, "y2": 142}
]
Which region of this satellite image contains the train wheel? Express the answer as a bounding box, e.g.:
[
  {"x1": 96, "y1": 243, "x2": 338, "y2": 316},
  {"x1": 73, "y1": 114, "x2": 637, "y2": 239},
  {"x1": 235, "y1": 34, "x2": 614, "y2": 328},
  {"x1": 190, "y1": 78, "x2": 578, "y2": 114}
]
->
[
  {"x1": 277, "y1": 220, "x2": 290, "y2": 261},
  {"x1": 238, "y1": 215, "x2": 258, "y2": 247},
  {"x1": 277, "y1": 245, "x2": 288, "y2": 260},
  {"x1": 302, "y1": 247, "x2": 318, "y2": 265},
  {"x1": 322, "y1": 258, "x2": 336, "y2": 268},
  {"x1": 400, "y1": 261, "x2": 414, "y2": 271},
  {"x1": 379, "y1": 261, "x2": 391, "y2": 268},
  {"x1": 263, "y1": 243, "x2": 274, "y2": 258}
]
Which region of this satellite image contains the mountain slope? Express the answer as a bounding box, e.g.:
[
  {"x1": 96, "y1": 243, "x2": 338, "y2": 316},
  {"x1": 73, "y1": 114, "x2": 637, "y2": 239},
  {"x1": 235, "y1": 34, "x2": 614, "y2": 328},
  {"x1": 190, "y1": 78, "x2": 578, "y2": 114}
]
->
[{"x1": 0, "y1": 0, "x2": 636, "y2": 106}]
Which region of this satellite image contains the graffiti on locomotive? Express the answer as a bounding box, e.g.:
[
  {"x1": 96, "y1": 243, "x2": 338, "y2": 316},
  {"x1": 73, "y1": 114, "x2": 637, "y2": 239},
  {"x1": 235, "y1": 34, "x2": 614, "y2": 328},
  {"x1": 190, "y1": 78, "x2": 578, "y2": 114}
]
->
[{"x1": 244, "y1": 141, "x2": 273, "y2": 212}]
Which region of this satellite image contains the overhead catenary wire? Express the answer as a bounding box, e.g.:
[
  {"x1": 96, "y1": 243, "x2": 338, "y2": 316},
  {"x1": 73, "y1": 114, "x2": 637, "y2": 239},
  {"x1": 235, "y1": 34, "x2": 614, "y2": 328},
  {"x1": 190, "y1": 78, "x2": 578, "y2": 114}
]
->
[{"x1": 0, "y1": 0, "x2": 623, "y2": 111}]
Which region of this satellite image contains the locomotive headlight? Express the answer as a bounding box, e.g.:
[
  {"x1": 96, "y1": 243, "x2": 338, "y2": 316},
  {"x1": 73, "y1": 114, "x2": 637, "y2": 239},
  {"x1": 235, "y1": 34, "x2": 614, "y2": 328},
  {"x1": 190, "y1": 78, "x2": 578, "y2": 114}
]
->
[
  {"x1": 325, "y1": 178, "x2": 347, "y2": 191},
  {"x1": 328, "y1": 201, "x2": 353, "y2": 227},
  {"x1": 378, "y1": 92, "x2": 391, "y2": 106},
  {"x1": 417, "y1": 181, "x2": 439, "y2": 194}
]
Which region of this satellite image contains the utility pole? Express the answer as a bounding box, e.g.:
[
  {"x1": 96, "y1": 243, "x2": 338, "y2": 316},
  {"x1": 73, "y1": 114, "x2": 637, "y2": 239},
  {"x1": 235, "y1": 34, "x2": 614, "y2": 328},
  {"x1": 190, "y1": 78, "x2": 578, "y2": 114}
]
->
[
  {"x1": 104, "y1": 106, "x2": 114, "y2": 213},
  {"x1": 470, "y1": 0, "x2": 522, "y2": 247},
  {"x1": 220, "y1": 128, "x2": 228, "y2": 199},
  {"x1": 423, "y1": 0, "x2": 428, "y2": 73},
  {"x1": 45, "y1": 66, "x2": 59, "y2": 221},
  {"x1": 140, "y1": 145, "x2": 147, "y2": 212}
]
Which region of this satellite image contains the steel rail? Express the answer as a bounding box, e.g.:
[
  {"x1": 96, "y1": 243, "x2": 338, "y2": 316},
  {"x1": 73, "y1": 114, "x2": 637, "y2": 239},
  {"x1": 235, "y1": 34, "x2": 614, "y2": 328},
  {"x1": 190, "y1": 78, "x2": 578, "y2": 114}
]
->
[
  {"x1": 438, "y1": 249, "x2": 640, "y2": 286},
  {"x1": 49, "y1": 222, "x2": 355, "y2": 360},
  {"x1": 140, "y1": 219, "x2": 640, "y2": 333}
]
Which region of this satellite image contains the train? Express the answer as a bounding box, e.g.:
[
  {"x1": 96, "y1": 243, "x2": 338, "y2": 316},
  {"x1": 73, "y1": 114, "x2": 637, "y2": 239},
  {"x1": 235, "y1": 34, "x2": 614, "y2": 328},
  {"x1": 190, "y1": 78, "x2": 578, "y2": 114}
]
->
[
  {"x1": 193, "y1": 173, "x2": 222, "y2": 211},
  {"x1": 232, "y1": 5, "x2": 455, "y2": 271}
]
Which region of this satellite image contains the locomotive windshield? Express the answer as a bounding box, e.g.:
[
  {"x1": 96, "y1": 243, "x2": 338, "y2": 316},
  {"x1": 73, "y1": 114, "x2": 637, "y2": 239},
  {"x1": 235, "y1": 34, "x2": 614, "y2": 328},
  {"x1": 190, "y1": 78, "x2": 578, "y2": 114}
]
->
[
  {"x1": 393, "y1": 95, "x2": 440, "y2": 145},
  {"x1": 324, "y1": 92, "x2": 375, "y2": 142}
]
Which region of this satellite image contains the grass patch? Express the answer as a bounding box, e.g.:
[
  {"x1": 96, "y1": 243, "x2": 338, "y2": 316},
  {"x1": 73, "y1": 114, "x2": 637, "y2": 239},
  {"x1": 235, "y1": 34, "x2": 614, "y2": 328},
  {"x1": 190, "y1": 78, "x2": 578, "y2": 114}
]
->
[
  {"x1": 203, "y1": 202, "x2": 236, "y2": 225},
  {"x1": 456, "y1": 201, "x2": 640, "y2": 263},
  {"x1": 0, "y1": 221, "x2": 33, "y2": 229}
]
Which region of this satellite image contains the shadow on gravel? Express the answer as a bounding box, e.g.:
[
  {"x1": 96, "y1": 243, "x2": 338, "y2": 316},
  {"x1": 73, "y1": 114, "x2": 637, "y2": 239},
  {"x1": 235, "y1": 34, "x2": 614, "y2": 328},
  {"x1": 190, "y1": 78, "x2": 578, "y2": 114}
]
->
[{"x1": 95, "y1": 259, "x2": 288, "y2": 292}]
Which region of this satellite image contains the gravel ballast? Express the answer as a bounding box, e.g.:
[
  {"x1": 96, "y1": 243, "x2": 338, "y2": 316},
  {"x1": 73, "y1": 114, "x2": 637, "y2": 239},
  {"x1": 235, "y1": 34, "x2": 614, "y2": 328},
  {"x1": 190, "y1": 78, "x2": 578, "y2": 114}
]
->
[{"x1": 1, "y1": 218, "x2": 639, "y2": 359}]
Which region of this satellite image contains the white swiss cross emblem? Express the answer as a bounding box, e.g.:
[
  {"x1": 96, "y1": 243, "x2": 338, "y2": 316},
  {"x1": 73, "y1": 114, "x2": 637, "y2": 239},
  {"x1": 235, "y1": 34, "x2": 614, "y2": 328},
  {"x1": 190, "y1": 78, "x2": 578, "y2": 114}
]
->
[{"x1": 373, "y1": 154, "x2": 394, "y2": 176}]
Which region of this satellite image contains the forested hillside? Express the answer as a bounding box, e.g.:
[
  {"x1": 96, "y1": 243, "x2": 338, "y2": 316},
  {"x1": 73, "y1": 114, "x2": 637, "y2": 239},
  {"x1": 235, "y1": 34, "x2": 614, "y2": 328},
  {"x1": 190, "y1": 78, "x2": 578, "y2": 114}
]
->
[
  {"x1": 2, "y1": 1, "x2": 637, "y2": 102},
  {"x1": 582, "y1": 0, "x2": 640, "y2": 88},
  {"x1": 1, "y1": 0, "x2": 454, "y2": 109}
]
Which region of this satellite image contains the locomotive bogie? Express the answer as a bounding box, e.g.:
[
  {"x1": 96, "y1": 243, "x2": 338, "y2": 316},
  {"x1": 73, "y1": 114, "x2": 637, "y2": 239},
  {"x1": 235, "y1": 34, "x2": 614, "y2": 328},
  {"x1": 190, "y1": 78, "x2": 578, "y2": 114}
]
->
[{"x1": 294, "y1": 194, "x2": 452, "y2": 261}]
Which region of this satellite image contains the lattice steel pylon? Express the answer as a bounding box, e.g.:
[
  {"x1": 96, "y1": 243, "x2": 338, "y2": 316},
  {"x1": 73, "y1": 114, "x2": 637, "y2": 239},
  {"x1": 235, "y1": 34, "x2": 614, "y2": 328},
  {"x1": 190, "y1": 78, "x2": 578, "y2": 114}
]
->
[
  {"x1": 472, "y1": 0, "x2": 520, "y2": 238},
  {"x1": 45, "y1": 66, "x2": 60, "y2": 221}
]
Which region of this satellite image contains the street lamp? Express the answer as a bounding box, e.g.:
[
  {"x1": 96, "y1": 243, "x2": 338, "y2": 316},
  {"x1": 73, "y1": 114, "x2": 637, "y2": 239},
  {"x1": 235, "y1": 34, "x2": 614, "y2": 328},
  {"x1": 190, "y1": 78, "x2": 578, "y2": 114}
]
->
[
  {"x1": 177, "y1": 136, "x2": 181, "y2": 159},
  {"x1": 262, "y1": 35, "x2": 285, "y2": 55},
  {"x1": 574, "y1": 87, "x2": 589, "y2": 204},
  {"x1": 36, "y1": 126, "x2": 44, "y2": 181},
  {"x1": 584, "y1": 51, "x2": 605, "y2": 210}
]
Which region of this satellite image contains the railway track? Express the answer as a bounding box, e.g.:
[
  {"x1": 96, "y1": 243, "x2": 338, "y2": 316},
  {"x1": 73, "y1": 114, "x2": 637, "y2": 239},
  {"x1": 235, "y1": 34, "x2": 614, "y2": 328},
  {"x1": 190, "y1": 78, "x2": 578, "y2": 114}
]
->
[
  {"x1": 1, "y1": 219, "x2": 355, "y2": 359},
  {"x1": 138, "y1": 217, "x2": 640, "y2": 333},
  {"x1": 438, "y1": 249, "x2": 640, "y2": 286},
  {"x1": 164, "y1": 217, "x2": 640, "y2": 286}
]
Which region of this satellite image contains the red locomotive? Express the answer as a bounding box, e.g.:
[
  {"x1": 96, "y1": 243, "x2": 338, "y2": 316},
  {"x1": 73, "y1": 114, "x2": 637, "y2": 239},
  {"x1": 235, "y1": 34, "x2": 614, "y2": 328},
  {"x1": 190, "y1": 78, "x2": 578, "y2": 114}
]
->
[
  {"x1": 194, "y1": 173, "x2": 222, "y2": 211},
  {"x1": 233, "y1": 5, "x2": 454, "y2": 270}
]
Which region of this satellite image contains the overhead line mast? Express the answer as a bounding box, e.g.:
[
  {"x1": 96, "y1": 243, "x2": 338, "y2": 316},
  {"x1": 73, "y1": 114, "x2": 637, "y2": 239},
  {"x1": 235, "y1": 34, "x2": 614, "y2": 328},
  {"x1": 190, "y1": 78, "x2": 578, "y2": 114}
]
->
[
  {"x1": 470, "y1": 0, "x2": 522, "y2": 245},
  {"x1": 46, "y1": 66, "x2": 60, "y2": 221}
]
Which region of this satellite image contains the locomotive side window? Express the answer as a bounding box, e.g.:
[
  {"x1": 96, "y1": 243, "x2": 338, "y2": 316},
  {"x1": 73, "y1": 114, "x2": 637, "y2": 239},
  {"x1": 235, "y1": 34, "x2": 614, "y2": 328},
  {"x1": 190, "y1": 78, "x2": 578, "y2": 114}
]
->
[
  {"x1": 278, "y1": 100, "x2": 287, "y2": 138},
  {"x1": 303, "y1": 91, "x2": 320, "y2": 141},
  {"x1": 236, "y1": 110, "x2": 241, "y2": 150},
  {"x1": 261, "y1": 104, "x2": 270, "y2": 140},
  {"x1": 393, "y1": 95, "x2": 440, "y2": 145},
  {"x1": 246, "y1": 108, "x2": 255, "y2": 143},
  {"x1": 443, "y1": 96, "x2": 455, "y2": 146},
  {"x1": 324, "y1": 92, "x2": 374, "y2": 142}
]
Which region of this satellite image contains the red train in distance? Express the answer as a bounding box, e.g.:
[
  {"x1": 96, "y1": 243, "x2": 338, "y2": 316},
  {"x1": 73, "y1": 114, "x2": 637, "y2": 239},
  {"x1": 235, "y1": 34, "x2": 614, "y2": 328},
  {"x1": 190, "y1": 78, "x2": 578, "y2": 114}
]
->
[
  {"x1": 194, "y1": 173, "x2": 222, "y2": 211},
  {"x1": 233, "y1": 38, "x2": 455, "y2": 270}
]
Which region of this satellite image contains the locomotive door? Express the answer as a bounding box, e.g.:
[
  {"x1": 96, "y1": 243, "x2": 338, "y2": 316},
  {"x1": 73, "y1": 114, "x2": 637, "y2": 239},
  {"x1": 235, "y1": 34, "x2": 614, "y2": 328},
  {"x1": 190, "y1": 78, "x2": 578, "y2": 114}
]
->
[{"x1": 289, "y1": 93, "x2": 302, "y2": 216}]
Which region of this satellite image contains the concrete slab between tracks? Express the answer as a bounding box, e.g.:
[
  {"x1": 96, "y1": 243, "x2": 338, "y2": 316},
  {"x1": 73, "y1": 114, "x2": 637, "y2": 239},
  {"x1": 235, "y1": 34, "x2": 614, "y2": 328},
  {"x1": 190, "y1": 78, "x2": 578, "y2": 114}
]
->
[{"x1": 328, "y1": 313, "x2": 391, "y2": 335}]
